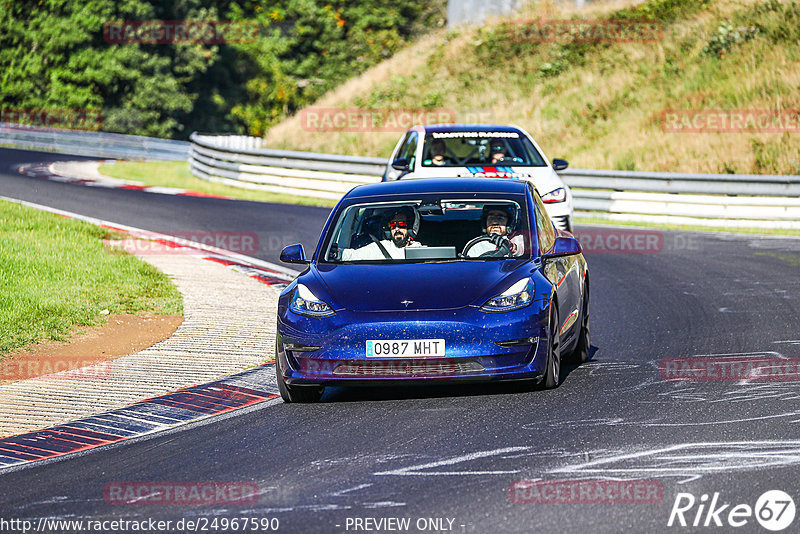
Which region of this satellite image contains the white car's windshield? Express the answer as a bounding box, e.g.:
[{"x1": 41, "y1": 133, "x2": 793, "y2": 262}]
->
[
  {"x1": 420, "y1": 131, "x2": 547, "y2": 167},
  {"x1": 322, "y1": 197, "x2": 531, "y2": 263}
]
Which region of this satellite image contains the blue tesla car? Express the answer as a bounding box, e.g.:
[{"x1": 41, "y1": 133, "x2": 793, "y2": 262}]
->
[{"x1": 276, "y1": 178, "x2": 589, "y2": 402}]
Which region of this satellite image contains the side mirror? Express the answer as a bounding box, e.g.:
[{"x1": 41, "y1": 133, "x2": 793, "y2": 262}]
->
[
  {"x1": 280, "y1": 243, "x2": 309, "y2": 265},
  {"x1": 552, "y1": 158, "x2": 569, "y2": 172},
  {"x1": 543, "y1": 236, "x2": 581, "y2": 259},
  {"x1": 391, "y1": 158, "x2": 410, "y2": 171}
]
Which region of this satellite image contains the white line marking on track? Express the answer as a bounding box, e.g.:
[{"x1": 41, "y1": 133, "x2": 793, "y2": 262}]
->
[
  {"x1": 373, "y1": 446, "x2": 529, "y2": 476},
  {"x1": 689, "y1": 351, "x2": 786, "y2": 358},
  {"x1": 362, "y1": 501, "x2": 407, "y2": 508},
  {"x1": 330, "y1": 483, "x2": 373, "y2": 497},
  {"x1": 549, "y1": 441, "x2": 800, "y2": 482}
]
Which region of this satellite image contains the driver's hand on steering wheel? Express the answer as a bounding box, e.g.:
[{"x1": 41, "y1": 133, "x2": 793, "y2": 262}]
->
[{"x1": 489, "y1": 234, "x2": 511, "y2": 250}]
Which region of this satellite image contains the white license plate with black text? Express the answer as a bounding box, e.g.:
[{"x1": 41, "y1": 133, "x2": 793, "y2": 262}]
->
[{"x1": 366, "y1": 339, "x2": 446, "y2": 358}]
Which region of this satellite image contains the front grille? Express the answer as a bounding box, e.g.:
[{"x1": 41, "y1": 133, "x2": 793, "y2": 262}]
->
[
  {"x1": 332, "y1": 359, "x2": 485, "y2": 377},
  {"x1": 552, "y1": 215, "x2": 571, "y2": 231}
]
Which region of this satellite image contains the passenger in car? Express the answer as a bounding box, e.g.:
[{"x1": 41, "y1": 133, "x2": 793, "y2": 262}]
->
[{"x1": 466, "y1": 205, "x2": 526, "y2": 258}]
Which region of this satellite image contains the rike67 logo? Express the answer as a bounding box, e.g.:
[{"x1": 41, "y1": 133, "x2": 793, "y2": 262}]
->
[{"x1": 668, "y1": 490, "x2": 795, "y2": 531}]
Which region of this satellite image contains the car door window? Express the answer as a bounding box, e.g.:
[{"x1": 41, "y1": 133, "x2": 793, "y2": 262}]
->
[
  {"x1": 398, "y1": 132, "x2": 418, "y2": 171},
  {"x1": 532, "y1": 188, "x2": 556, "y2": 252}
]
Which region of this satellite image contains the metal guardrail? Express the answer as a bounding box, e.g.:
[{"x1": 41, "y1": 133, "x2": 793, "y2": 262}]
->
[
  {"x1": 446, "y1": 0, "x2": 597, "y2": 28},
  {"x1": 189, "y1": 132, "x2": 384, "y2": 200},
  {"x1": 190, "y1": 133, "x2": 800, "y2": 229},
  {"x1": 562, "y1": 170, "x2": 800, "y2": 228},
  {"x1": 562, "y1": 169, "x2": 800, "y2": 197},
  {"x1": 0, "y1": 123, "x2": 189, "y2": 161},
  {"x1": 3, "y1": 126, "x2": 798, "y2": 229}
]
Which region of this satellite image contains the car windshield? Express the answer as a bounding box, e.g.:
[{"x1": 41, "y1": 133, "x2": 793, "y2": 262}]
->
[
  {"x1": 322, "y1": 196, "x2": 531, "y2": 264},
  {"x1": 420, "y1": 130, "x2": 547, "y2": 167}
]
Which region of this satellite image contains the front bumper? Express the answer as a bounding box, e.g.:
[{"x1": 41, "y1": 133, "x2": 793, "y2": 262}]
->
[{"x1": 277, "y1": 304, "x2": 550, "y2": 386}]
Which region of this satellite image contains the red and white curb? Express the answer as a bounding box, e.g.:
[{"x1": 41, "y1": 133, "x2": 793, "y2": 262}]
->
[
  {"x1": 0, "y1": 368, "x2": 281, "y2": 470},
  {"x1": 18, "y1": 161, "x2": 231, "y2": 199},
  {"x1": 0, "y1": 196, "x2": 300, "y2": 469}
]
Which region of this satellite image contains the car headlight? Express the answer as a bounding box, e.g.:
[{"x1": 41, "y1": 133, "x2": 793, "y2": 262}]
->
[
  {"x1": 480, "y1": 278, "x2": 534, "y2": 313},
  {"x1": 541, "y1": 187, "x2": 567, "y2": 203},
  {"x1": 290, "y1": 284, "x2": 335, "y2": 317}
]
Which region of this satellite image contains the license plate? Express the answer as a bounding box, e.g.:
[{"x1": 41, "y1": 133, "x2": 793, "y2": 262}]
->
[{"x1": 366, "y1": 339, "x2": 446, "y2": 358}]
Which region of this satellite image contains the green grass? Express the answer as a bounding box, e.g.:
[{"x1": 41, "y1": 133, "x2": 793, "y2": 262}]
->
[
  {"x1": 0, "y1": 200, "x2": 183, "y2": 356},
  {"x1": 265, "y1": 0, "x2": 800, "y2": 176},
  {"x1": 98, "y1": 161, "x2": 338, "y2": 208},
  {"x1": 753, "y1": 251, "x2": 800, "y2": 267}
]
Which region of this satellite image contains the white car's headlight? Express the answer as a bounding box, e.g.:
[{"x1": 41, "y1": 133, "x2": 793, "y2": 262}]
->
[
  {"x1": 290, "y1": 284, "x2": 335, "y2": 317},
  {"x1": 541, "y1": 187, "x2": 567, "y2": 203},
  {"x1": 480, "y1": 278, "x2": 534, "y2": 313}
]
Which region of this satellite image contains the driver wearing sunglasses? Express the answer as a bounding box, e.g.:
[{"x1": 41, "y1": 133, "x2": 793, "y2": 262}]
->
[
  {"x1": 387, "y1": 214, "x2": 412, "y2": 247},
  {"x1": 342, "y1": 208, "x2": 422, "y2": 261}
]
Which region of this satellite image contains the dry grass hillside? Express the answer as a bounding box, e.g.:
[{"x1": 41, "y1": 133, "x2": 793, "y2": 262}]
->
[{"x1": 265, "y1": 0, "x2": 800, "y2": 175}]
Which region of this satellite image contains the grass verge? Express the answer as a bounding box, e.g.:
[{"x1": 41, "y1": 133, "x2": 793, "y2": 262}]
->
[
  {"x1": 0, "y1": 200, "x2": 183, "y2": 355},
  {"x1": 265, "y1": 0, "x2": 800, "y2": 176},
  {"x1": 98, "y1": 160, "x2": 338, "y2": 208},
  {"x1": 575, "y1": 215, "x2": 800, "y2": 237}
]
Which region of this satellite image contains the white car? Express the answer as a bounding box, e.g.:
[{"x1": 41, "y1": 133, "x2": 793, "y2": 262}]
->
[{"x1": 382, "y1": 124, "x2": 574, "y2": 231}]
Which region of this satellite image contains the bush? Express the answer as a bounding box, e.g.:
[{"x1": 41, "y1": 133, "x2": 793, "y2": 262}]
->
[{"x1": 703, "y1": 24, "x2": 759, "y2": 58}]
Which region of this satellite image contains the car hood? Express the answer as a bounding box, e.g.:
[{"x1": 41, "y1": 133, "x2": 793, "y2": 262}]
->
[
  {"x1": 312, "y1": 261, "x2": 529, "y2": 312},
  {"x1": 405, "y1": 167, "x2": 565, "y2": 195}
]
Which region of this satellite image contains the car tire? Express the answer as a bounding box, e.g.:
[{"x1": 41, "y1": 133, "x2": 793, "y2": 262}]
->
[
  {"x1": 568, "y1": 283, "x2": 590, "y2": 364},
  {"x1": 543, "y1": 302, "x2": 561, "y2": 389},
  {"x1": 275, "y1": 346, "x2": 324, "y2": 403}
]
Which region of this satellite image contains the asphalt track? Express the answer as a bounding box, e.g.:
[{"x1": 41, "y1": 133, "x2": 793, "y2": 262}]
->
[
  {"x1": 2, "y1": 147, "x2": 800, "y2": 533},
  {"x1": 0, "y1": 148, "x2": 331, "y2": 267}
]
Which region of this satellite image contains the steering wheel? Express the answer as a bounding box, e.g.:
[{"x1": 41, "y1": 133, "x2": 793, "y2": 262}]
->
[{"x1": 462, "y1": 236, "x2": 510, "y2": 258}]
